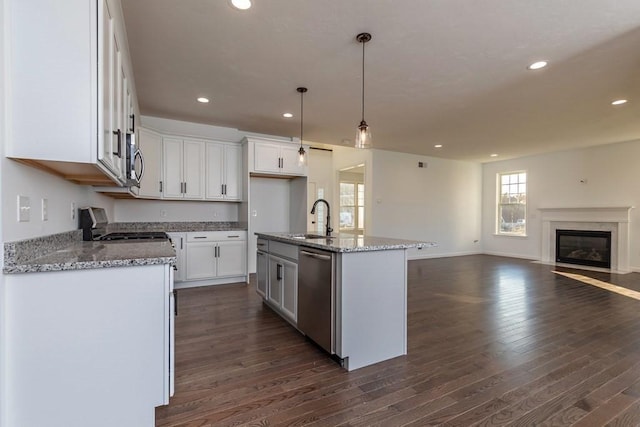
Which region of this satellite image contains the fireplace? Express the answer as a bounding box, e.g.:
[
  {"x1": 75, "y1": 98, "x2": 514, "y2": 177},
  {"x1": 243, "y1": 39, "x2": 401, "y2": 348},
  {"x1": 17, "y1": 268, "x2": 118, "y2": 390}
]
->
[{"x1": 556, "y1": 229, "x2": 611, "y2": 269}]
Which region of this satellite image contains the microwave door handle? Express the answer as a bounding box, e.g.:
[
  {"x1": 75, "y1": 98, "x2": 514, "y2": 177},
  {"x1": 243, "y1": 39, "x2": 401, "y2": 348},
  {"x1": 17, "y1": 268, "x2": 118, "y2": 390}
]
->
[{"x1": 135, "y1": 149, "x2": 145, "y2": 184}]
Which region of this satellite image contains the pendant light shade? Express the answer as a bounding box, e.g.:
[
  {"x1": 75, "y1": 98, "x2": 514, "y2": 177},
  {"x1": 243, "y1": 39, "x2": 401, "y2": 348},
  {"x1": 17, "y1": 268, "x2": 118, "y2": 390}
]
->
[
  {"x1": 297, "y1": 87, "x2": 308, "y2": 166},
  {"x1": 355, "y1": 32, "x2": 372, "y2": 149}
]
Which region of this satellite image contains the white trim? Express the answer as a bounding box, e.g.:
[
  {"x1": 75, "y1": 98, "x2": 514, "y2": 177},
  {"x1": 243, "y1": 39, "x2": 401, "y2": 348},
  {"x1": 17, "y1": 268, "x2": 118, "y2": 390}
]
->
[{"x1": 539, "y1": 206, "x2": 634, "y2": 273}]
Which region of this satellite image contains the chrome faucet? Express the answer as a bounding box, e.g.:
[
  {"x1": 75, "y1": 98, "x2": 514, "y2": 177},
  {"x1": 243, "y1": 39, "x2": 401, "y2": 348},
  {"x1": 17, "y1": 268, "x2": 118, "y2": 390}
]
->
[{"x1": 310, "y1": 199, "x2": 333, "y2": 237}]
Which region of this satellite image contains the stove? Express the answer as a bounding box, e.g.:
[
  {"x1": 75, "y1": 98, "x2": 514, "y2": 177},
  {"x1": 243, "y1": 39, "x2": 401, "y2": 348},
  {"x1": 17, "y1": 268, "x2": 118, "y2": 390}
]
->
[
  {"x1": 99, "y1": 231, "x2": 169, "y2": 242},
  {"x1": 79, "y1": 207, "x2": 169, "y2": 242}
]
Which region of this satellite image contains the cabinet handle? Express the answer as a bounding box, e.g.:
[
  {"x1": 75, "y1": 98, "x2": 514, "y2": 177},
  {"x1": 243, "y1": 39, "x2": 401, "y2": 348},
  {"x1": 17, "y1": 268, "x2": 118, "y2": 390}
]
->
[
  {"x1": 257, "y1": 243, "x2": 266, "y2": 247},
  {"x1": 173, "y1": 289, "x2": 178, "y2": 316},
  {"x1": 180, "y1": 237, "x2": 183, "y2": 250},
  {"x1": 193, "y1": 236, "x2": 207, "y2": 239},
  {"x1": 277, "y1": 264, "x2": 283, "y2": 281},
  {"x1": 129, "y1": 114, "x2": 135, "y2": 133},
  {"x1": 227, "y1": 235, "x2": 240, "y2": 238},
  {"x1": 183, "y1": 182, "x2": 187, "y2": 194},
  {"x1": 112, "y1": 129, "x2": 122, "y2": 157},
  {"x1": 159, "y1": 181, "x2": 163, "y2": 192}
]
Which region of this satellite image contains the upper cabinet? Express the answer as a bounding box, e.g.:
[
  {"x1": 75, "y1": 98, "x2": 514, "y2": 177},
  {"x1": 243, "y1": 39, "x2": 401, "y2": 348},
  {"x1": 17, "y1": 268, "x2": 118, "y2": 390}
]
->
[
  {"x1": 162, "y1": 138, "x2": 205, "y2": 200},
  {"x1": 137, "y1": 128, "x2": 163, "y2": 199},
  {"x1": 5, "y1": 0, "x2": 138, "y2": 186},
  {"x1": 249, "y1": 138, "x2": 308, "y2": 177},
  {"x1": 205, "y1": 142, "x2": 242, "y2": 201}
]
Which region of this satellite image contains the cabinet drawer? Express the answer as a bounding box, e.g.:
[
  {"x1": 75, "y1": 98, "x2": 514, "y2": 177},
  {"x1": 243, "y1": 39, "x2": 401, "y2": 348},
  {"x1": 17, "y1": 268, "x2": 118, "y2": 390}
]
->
[
  {"x1": 187, "y1": 231, "x2": 246, "y2": 242},
  {"x1": 269, "y1": 241, "x2": 298, "y2": 261},
  {"x1": 257, "y1": 238, "x2": 269, "y2": 252}
]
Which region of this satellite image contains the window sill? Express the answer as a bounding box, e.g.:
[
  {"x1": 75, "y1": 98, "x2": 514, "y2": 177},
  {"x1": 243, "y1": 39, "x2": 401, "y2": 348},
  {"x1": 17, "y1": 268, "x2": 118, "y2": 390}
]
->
[{"x1": 493, "y1": 233, "x2": 528, "y2": 238}]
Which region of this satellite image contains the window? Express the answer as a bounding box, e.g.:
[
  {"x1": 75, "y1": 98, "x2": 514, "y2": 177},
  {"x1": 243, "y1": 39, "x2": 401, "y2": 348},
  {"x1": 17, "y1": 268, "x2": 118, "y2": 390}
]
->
[
  {"x1": 497, "y1": 171, "x2": 526, "y2": 235},
  {"x1": 339, "y1": 182, "x2": 365, "y2": 232}
]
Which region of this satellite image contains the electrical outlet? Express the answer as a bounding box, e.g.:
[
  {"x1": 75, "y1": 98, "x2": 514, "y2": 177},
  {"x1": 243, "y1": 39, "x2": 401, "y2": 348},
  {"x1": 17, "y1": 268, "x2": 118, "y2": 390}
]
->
[
  {"x1": 71, "y1": 202, "x2": 76, "y2": 220},
  {"x1": 17, "y1": 195, "x2": 30, "y2": 222},
  {"x1": 160, "y1": 210, "x2": 167, "y2": 218},
  {"x1": 213, "y1": 210, "x2": 219, "y2": 218},
  {"x1": 41, "y1": 198, "x2": 48, "y2": 221}
]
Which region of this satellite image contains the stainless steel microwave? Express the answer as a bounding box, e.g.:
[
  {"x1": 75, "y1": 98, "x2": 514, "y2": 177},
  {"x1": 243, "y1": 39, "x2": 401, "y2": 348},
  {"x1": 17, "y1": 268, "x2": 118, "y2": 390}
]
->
[{"x1": 126, "y1": 132, "x2": 144, "y2": 187}]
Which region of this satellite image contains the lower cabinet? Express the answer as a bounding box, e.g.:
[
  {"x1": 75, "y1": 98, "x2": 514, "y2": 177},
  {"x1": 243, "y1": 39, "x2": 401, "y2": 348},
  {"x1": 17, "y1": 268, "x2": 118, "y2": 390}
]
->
[
  {"x1": 178, "y1": 231, "x2": 247, "y2": 287},
  {"x1": 256, "y1": 240, "x2": 298, "y2": 324},
  {"x1": 167, "y1": 232, "x2": 186, "y2": 282}
]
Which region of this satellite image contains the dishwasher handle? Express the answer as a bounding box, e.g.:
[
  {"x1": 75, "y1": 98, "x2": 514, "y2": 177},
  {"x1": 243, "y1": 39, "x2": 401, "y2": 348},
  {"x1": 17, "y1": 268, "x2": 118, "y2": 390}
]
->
[{"x1": 300, "y1": 250, "x2": 332, "y2": 261}]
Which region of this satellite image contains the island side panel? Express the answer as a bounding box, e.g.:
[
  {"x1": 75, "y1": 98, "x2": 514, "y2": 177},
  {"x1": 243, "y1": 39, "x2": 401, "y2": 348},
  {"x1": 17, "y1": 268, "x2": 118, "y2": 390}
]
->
[{"x1": 336, "y1": 249, "x2": 408, "y2": 371}]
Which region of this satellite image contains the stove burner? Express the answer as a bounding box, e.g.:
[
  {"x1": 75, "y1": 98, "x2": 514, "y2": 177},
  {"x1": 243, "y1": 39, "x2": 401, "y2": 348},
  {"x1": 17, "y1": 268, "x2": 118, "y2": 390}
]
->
[{"x1": 99, "y1": 232, "x2": 169, "y2": 242}]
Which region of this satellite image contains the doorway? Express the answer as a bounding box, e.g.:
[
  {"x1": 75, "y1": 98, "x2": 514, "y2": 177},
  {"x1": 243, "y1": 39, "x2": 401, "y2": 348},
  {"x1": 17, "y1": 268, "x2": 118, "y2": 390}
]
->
[{"x1": 338, "y1": 164, "x2": 365, "y2": 233}]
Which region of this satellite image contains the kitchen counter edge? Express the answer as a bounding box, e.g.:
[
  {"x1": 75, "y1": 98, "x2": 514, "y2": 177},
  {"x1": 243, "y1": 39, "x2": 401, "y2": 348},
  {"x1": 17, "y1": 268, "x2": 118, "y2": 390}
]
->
[{"x1": 255, "y1": 232, "x2": 437, "y2": 253}]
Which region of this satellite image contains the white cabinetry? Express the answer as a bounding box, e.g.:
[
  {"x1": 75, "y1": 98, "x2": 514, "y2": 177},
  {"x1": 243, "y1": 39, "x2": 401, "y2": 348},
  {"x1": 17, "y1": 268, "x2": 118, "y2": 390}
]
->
[
  {"x1": 6, "y1": 0, "x2": 138, "y2": 185},
  {"x1": 180, "y1": 231, "x2": 247, "y2": 288},
  {"x1": 253, "y1": 141, "x2": 307, "y2": 176},
  {"x1": 205, "y1": 142, "x2": 242, "y2": 201},
  {"x1": 162, "y1": 138, "x2": 205, "y2": 199},
  {"x1": 4, "y1": 264, "x2": 173, "y2": 427},
  {"x1": 138, "y1": 128, "x2": 163, "y2": 198},
  {"x1": 257, "y1": 240, "x2": 298, "y2": 324},
  {"x1": 167, "y1": 232, "x2": 186, "y2": 282}
]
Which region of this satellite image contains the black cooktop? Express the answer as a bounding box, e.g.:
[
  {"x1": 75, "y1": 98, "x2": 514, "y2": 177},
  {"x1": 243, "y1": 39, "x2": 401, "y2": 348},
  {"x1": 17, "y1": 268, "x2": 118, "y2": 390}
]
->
[{"x1": 98, "y1": 231, "x2": 169, "y2": 241}]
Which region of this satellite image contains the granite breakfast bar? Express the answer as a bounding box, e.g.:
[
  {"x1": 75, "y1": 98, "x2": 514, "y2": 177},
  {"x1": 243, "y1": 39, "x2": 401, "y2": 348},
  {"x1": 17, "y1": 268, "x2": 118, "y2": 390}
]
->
[{"x1": 255, "y1": 232, "x2": 436, "y2": 371}]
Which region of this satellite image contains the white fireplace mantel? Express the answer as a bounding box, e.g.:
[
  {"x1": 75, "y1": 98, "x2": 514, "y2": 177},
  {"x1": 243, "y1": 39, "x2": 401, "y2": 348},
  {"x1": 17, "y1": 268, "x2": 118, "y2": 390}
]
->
[{"x1": 539, "y1": 206, "x2": 633, "y2": 273}]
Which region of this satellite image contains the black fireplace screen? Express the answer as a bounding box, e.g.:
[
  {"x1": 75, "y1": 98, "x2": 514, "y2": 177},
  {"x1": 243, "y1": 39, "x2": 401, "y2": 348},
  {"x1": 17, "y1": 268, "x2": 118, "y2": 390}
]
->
[{"x1": 556, "y1": 229, "x2": 611, "y2": 269}]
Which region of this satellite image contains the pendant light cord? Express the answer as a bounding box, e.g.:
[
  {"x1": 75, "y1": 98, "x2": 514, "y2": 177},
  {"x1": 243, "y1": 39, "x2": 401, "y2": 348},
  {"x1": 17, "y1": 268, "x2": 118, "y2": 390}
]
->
[
  {"x1": 300, "y1": 90, "x2": 304, "y2": 144},
  {"x1": 361, "y1": 39, "x2": 365, "y2": 122}
]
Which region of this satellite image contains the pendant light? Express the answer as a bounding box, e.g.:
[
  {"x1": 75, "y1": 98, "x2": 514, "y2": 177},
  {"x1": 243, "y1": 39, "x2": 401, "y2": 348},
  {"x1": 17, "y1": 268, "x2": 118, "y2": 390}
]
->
[
  {"x1": 355, "y1": 32, "x2": 372, "y2": 149},
  {"x1": 297, "y1": 87, "x2": 308, "y2": 166}
]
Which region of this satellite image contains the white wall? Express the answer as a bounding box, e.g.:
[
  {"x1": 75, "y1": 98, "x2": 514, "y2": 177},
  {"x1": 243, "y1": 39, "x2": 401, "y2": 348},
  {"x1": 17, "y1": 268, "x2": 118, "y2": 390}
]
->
[
  {"x1": 482, "y1": 139, "x2": 640, "y2": 270},
  {"x1": 307, "y1": 148, "x2": 334, "y2": 233},
  {"x1": 114, "y1": 199, "x2": 238, "y2": 222},
  {"x1": 1, "y1": 160, "x2": 114, "y2": 242},
  {"x1": 370, "y1": 150, "x2": 483, "y2": 259},
  {"x1": 0, "y1": 0, "x2": 6, "y2": 422}
]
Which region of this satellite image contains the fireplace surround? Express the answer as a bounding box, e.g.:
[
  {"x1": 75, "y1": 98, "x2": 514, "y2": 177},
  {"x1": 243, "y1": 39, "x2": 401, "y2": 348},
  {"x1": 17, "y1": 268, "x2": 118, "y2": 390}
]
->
[{"x1": 539, "y1": 207, "x2": 632, "y2": 273}]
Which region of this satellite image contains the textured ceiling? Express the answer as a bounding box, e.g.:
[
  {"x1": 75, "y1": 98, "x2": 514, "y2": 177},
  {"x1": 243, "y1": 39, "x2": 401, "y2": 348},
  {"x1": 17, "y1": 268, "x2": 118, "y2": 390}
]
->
[{"x1": 120, "y1": 0, "x2": 640, "y2": 162}]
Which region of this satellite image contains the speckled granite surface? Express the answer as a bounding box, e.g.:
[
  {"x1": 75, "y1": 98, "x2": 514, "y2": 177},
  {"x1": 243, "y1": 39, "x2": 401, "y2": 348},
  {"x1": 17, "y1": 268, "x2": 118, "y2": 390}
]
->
[
  {"x1": 4, "y1": 228, "x2": 179, "y2": 274},
  {"x1": 255, "y1": 232, "x2": 437, "y2": 253},
  {"x1": 108, "y1": 221, "x2": 247, "y2": 232}
]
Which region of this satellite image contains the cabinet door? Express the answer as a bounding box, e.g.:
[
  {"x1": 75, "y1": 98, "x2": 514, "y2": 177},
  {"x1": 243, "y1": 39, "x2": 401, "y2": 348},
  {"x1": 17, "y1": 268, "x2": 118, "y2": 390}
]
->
[
  {"x1": 167, "y1": 233, "x2": 186, "y2": 282},
  {"x1": 217, "y1": 241, "x2": 246, "y2": 277},
  {"x1": 162, "y1": 138, "x2": 183, "y2": 199},
  {"x1": 138, "y1": 128, "x2": 163, "y2": 198},
  {"x1": 99, "y1": 0, "x2": 116, "y2": 173},
  {"x1": 110, "y1": 27, "x2": 124, "y2": 179},
  {"x1": 224, "y1": 144, "x2": 242, "y2": 200},
  {"x1": 205, "y1": 142, "x2": 224, "y2": 200},
  {"x1": 256, "y1": 251, "x2": 268, "y2": 298},
  {"x1": 268, "y1": 257, "x2": 283, "y2": 307},
  {"x1": 254, "y1": 142, "x2": 282, "y2": 173},
  {"x1": 185, "y1": 242, "x2": 217, "y2": 280},
  {"x1": 183, "y1": 140, "x2": 205, "y2": 199},
  {"x1": 280, "y1": 144, "x2": 306, "y2": 176},
  {"x1": 281, "y1": 258, "x2": 298, "y2": 323}
]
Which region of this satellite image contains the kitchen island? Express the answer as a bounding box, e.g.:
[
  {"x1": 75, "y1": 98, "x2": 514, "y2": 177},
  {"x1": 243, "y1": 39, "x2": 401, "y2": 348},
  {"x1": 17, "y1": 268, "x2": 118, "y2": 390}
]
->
[{"x1": 255, "y1": 232, "x2": 436, "y2": 371}]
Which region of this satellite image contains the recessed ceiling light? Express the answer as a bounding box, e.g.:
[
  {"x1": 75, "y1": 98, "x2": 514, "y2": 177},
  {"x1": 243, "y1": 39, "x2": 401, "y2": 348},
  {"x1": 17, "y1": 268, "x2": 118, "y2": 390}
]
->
[
  {"x1": 230, "y1": 0, "x2": 252, "y2": 10},
  {"x1": 434, "y1": 144, "x2": 443, "y2": 148},
  {"x1": 283, "y1": 113, "x2": 293, "y2": 118},
  {"x1": 197, "y1": 97, "x2": 210, "y2": 103},
  {"x1": 490, "y1": 153, "x2": 498, "y2": 157},
  {"x1": 611, "y1": 99, "x2": 628, "y2": 106},
  {"x1": 527, "y1": 61, "x2": 548, "y2": 70}
]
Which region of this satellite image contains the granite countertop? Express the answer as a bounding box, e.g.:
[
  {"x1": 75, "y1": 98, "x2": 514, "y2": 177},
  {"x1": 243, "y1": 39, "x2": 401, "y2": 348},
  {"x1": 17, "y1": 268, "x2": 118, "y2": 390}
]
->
[
  {"x1": 5, "y1": 239, "x2": 176, "y2": 274},
  {"x1": 108, "y1": 221, "x2": 247, "y2": 233},
  {"x1": 255, "y1": 232, "x2": 437, "y2": 253}
]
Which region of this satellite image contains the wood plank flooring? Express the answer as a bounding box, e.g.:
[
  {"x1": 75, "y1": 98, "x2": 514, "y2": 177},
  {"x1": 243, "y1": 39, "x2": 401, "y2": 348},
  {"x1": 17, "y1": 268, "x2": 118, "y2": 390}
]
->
[{"x1": 156, "y1": 255, "x2": 640, "y2": 426}]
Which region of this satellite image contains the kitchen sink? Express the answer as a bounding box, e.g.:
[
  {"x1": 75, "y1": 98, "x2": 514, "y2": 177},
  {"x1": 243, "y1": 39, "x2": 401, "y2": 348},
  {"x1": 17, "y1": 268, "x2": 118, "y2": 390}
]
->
[{"x1": 289, "y1": 233, "x2": 333, "y2": 240}]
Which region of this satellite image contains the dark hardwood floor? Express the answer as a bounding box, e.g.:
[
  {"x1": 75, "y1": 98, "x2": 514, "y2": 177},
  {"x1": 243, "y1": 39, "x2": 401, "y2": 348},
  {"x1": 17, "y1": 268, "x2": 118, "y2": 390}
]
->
[{"x1": 156, "y1": 255, "x2": 640, "y2": 426}]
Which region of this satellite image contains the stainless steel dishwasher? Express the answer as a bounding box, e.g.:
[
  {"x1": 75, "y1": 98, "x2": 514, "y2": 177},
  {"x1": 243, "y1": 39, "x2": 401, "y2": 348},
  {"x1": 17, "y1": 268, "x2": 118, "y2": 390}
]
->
[{"x1": 297, "y1": 247, "x2": 335, "y2": 354}]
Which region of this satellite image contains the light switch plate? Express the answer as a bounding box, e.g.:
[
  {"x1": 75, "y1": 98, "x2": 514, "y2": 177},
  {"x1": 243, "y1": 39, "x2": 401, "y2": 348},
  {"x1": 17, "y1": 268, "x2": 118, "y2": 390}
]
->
[{"x1": 17, "y1": 195, "x2": 30, "y2": 222}]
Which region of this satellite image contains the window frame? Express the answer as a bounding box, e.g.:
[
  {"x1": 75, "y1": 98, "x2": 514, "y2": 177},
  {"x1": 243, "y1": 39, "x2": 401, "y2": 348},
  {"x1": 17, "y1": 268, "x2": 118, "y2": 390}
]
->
[
  {"x1": 496, "y1": 170, "x2": 527, "y2": 237},
  {"x1": 339, "y1": 180, "x2": 365, "y2": 233}
]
